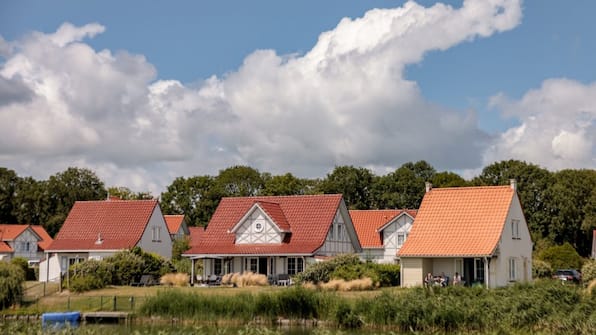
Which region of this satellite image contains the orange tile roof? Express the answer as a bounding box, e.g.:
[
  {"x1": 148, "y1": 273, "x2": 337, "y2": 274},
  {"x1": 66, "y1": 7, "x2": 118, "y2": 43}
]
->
[
  {"x1": 256, "y1": 201, "x2": 291, "y2": 232},
  {"x1": 398, "y1": 186, "x2": 515, "y2": 257},
  {"x1": 48, "y1": 199, "x2": 158, "y2": 251},
  {"x1": 164, "y1": 215, "x2": 185, "y2": 234},
  {"x1": 350, "y1": 210, "x2": 416, "y2": 248},
  {"x1": 185, "y1": 194, "x2": 343, "y2": 256},
  {"x1": 0, "y1": 241, "x2": 13, "y2": 252},
  {"x1": 0, "y1": 224, "x2": 29, "y2": 240},
  {"x1": 31, "y1": 225, "x2": 53, "y2": 251}
]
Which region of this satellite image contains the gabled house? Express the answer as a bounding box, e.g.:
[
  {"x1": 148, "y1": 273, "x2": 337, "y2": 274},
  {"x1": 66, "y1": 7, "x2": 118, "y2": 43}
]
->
[
  {"x1": 398, "y1": 181, "x2": 532, "y2": 288},
  {"x1": 40, "y1": 199, "x2": 172, "y2": 282},
  {"x1": 350, "y1": 209, "x2": 417, "y2": 263},
  {"x1": 183, "y1": 194, "x2": 361, "y2": 284},
  {"x1": 164, "y1": 215, "x2": 190, "y2": 240},
  {"x1": 0, "y1": 224, "x2": 53, "y2": 263}
]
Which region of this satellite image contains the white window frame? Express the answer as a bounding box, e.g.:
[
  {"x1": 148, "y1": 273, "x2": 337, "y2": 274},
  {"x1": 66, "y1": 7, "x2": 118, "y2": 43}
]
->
[
  {"x1": 397, "y1": 233, "x2": 405, "y2": 246},
  {"x1": 511, "y1": 219, "x2": 520, "y2": 239},
  {"x1": 287, "y1": 257, "x2": 304, "y2": 275},
  {"x1": 509, "y1": 257, "x2": 517, "y2": 281},
  {"x1": 152, "y1": 226, "x2": 162, "y2": 242}
]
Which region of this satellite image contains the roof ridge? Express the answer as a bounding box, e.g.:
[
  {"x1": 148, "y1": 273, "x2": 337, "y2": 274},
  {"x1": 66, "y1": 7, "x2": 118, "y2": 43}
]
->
[{"x1": 431, "y1": 185, "x2": 511, "y2": 191}]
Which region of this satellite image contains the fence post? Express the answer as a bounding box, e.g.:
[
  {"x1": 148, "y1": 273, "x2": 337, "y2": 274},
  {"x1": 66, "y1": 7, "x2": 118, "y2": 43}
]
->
[
  {"x1": 113, "y1": 296, "x2": 117, "y2": 311},
  {"x1": 130, "y1": 296, "x2": 134, "y2": 311}
]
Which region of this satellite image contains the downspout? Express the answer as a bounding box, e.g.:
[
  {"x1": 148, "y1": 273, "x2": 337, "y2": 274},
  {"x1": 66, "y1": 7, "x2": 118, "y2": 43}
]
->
[{"x1": 484, "y1": 257, "x2": 490, "y2": 289}]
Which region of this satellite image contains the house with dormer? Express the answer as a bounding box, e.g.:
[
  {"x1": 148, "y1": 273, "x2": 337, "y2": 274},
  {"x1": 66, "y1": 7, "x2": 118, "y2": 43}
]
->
[
  {"x1": 164, "y1": 215, "x2": 190, "y2": 240},
  {"x1": 350, "y1": 209, "x2": 417, "y2": 263},
  {"x1": 398, "y1": 181, "x2": 532, "y2": 288},
  {"x1": 0, "y1": 224, "x2": 53, "y2": 263},
  {"x1": 40, "y1": 198, "x2": 172, "y2": 282},
  {"x1": 183, "y1": 194, "x2": 362, "y2": 283}
]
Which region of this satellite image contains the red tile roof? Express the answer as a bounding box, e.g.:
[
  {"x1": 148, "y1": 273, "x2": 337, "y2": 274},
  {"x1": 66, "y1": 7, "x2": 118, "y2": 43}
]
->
[
  {"x1": 350, "y1": 210, "x2": 416, "y2": 248},
  {"x1": 185, "y1": 194, "x2": 344, "y2": 256},
  {"x1": 47, "y1": 199, "x2": 158, "y2": 251},
  {"x1": 0, "y1": 241, "x2": 13, "y2": 252},
  {"x1": 31, "y1": 225, "x2": 53, "y2": 251},
  {"x1": 398, "y1": 186, "x2": 515, "y2": 257},
  {"x1": 0, "y1": 224, "x2": 29, "y2": 240},
  {"x1": 164, "y1": 215, "x2": 185, "y2": 234},
  {"x1": 189, "y1": 226, "x2": 206, "y2": 245},
  {"x1": 256, "y1": 201, "x2": 291, "y2": 232}
]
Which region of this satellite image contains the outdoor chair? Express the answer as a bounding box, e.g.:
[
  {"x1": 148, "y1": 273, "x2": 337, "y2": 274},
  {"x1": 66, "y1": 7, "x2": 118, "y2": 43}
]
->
[{"x1": 131, "y1": 274, "x2": 155, "y2": 287}]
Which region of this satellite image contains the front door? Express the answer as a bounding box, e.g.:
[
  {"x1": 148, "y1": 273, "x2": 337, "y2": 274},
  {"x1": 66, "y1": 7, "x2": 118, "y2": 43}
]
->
[
  {"x1": 258, "y1": 257, "x2": 268, "y2": 275},
  {"x1": 463, "y1": 258, "x2": 474, "y2": 286}
]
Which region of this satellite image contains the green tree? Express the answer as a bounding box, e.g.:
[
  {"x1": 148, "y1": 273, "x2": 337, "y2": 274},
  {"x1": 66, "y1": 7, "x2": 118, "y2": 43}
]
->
[
  {"x1": 538, "y1": 242, "x2": 583, "y2": 270},
  {"x1": 0, "y1": 261, "x2": 25, "y2": 309},
  {"x1": 0, "y1": 167, "x2": 19, "y2": 223},
  {"x1": 12, "y1": 177, "x2": 49, "y2": 226},
  {"x1": 262, "y1": 173, "x2": 307, "y2": 195},
  {"x1": 172, "y1": 236, "x2": 190, "y2": 261},
  {"x1": 160, "y1": 175, "x2": 220, "y2": 227},
  {"x1": 473, "y1": 160, "x2": 553, "y2": 242},
  {"x1": 318, "y1": 166, "x2": 374, "y2": 209},
  {"x1": 214, "y1": 165, "x2": 264, "y2": 197},
  {"x1": 107, "y1": 186, "x2": 153, "y2": 200},
  {"x1": 372, "y1": 161, "x2": 435, "y2": 209},
  {"x1": 45, "y1": 167, "x2": 107, "y2": 236},
  {"x1": 544, "y1": 169, "x2": 596, "y2": 256},
  {"x1": 431, "y1": 171, "x2": 468, "y2": 188}
]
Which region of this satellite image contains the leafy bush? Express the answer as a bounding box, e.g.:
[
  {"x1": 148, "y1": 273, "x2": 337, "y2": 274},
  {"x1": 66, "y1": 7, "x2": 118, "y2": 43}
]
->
[
  {"x1": 532, "y1": 258, "x2": 553, "y2": 278},
  {"x1": 10, "y1": 257, "x2": 35, "y2": 281},
  {"x1": 0, "y1": 261, "x2": 25, "y2": 309},
  {"x1": 69, "y1": 259, "x2": 114, "y2": 292},
  {"x1": 538, "y1": 242, "x2": 583, "y2": 270},
  {"x1": 104, "y1": 250, "x2": 145, "y2": 285},
  {"x1": 581, "y1": 259, "x2": 596, "y2": 282},
  {"x1": 369, "y1": 263, "x2": 400, "y2": 286},
  {"x1": 172, "y1": 237, "x2": 190, "y2": 261},
  {"x1": 294, "y1": 254, "x2": 362, "y2": 284}
]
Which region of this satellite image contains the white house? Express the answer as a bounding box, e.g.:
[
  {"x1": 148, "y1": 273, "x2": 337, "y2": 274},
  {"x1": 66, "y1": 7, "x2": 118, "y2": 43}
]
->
[
  {"x1": 183, "y1": 194, "x2": 362, "y2": 284},
  {"x1": 40, "y1": 198, "x2": 172, "y2": 282},
  {"x1": 350, "y1": 209, "x2": 416, "y2": 263},
  {"x1": 398, "y1": 180, "x2": 533, "y2": 288}
]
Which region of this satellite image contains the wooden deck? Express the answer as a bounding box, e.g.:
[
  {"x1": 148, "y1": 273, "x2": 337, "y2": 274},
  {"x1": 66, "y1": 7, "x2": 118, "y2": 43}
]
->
[{"x1": 82, "y1": 311, "x2": 131, "y2": 324}]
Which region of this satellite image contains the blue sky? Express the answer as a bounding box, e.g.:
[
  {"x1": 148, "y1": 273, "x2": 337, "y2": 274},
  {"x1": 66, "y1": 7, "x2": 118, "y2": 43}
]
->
[{"x1": 0, "y1": 0, "x2": 594, "y2": 193}]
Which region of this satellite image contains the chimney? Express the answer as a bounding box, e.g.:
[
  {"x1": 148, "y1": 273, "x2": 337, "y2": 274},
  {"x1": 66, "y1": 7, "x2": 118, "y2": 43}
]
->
[
  {"x1": 510, "y1": 179, "x2": 517, "y2": 191},
  {"x1": 425, "y1": 182, "x2": 432, "y2": 193}
]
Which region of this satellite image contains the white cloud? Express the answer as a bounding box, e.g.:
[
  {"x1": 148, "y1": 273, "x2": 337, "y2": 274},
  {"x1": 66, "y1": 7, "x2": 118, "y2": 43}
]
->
[
  {"x1": 485, "y1": 78, "x2": 595, "y2": 169},
  {"x1": 0, "y1": 0, "x2": 532, "y2": 194}
]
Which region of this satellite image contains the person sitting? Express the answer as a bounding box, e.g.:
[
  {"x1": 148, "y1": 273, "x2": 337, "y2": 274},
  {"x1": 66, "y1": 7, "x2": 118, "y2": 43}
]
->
[
  {"x1": 453, "y1": 272, "x2": 462, "y2": 286},
  {"x1": 439, "y1": 272, "x2": 448, "y2": 287},
  {"x1": 424, "y1": 272, "x2": 433, "y2": 286}
]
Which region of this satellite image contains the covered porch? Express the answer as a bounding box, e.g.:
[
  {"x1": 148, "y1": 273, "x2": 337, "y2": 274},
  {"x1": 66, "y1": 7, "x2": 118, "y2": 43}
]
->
[
  {"x1": 401, "y1": 256, "x2": 492, "y2": 288},
  {"x1": 189, "y1": 254, "x2": 309, "y2": 286}
]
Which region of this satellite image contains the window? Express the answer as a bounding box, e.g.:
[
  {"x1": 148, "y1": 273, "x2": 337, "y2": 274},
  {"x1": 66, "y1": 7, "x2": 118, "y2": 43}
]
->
[
  {"x1": 337, "y1": 224, "x2": 343, "y2": 240},
  {"x1": 214, "y1": 259, "x2": 223, "y2": 275},
  {"x1": 511, "y1": 219, "x2": 520, "y2": 239},
  {"x1": 397, "y1": 233, "x2": 405, "y2": 246},
  {"x1": 25, "y1": 242, "x2": 30, "y2": 252},
  {"x1": 152, "y1": 226, "x2": 161, "y2": 242},
  {"x1": 287, "y1": 257, "x2": 304, "y2": 275},
  {"x1": 329, "y1": 225, "x2": 334, "y2": 240},
  {"x1": 245, "y1": 258, "x2": 258, "y2": 273},
  {"x1": 475, "y1": 258, "x2": 485, "y2": 282},
  {"x1": 509, "y1": 258, "x2": 517, "y2": 281}
]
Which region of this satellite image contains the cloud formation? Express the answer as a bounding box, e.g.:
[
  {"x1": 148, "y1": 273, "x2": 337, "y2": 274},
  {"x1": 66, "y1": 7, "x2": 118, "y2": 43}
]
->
[
  {"x1": 3, "y1": 0, "x2": 591, "y2": 194},
  {"x1": 486, "y1": 79, "x2": 595, "y2": 169}
]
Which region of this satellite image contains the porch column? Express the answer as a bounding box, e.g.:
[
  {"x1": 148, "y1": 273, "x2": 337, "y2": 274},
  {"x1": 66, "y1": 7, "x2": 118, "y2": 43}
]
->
[
  {"x1": 484, "y1": 257, "x2": 489, "y2": 289},
  {"x1": 190, "y1": 258, "x2": 195, "y2": 285}
]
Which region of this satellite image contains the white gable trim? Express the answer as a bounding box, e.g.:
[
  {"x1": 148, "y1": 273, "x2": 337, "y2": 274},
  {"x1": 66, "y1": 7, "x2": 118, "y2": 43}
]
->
[
  {"x1": 228, "y1": 203, "x2": 287, "y2": 234},
  {"x1": 377, "y1": 211, "x2": 415, "y2": 233}
]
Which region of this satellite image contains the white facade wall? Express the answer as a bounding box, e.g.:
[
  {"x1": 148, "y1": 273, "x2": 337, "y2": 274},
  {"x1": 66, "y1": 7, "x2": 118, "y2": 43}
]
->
[
  {"x1": 492, "y1": 195, "x2": 533, "y2": 287},
  {"x1": 235, "y1": 209, "x2": 283, "y2": 244},
  {"x1": 138, "y1": 206, "x2": 172, "y2": 260},
  {"x1": 39, "y1": 254, "x2": 61, "y2": 282},
  {"x1": 11, "y1": 229, "x2": 40, "y2": 261},
  {"x1": 381, "y1": 214, "x2": 414, "y2": 263},
  {"x1": 320, "y1": 211, "x2": 356, "y2": 255}
]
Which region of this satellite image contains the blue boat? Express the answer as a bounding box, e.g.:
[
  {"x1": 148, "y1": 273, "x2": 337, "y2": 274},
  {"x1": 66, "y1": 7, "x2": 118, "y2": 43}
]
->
[{"x1": 41, "y1": 311, "x2": 81, "y2": 328}]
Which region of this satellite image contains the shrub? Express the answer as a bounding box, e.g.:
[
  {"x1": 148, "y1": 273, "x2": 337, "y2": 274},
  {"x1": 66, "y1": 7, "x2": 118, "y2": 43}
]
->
[
  {"x1": 538, "y1": 242, "x2": 583, "y2": 270},
  {"x1": 533, "y1": 258, "x2": 553, "y2": 278},
  {"x1": 0, "y1": 261, "x2": 25, "y2": 309},
  {"x1": 160, "y1": 273, "x2": 189, "y2": 286},
  {"x1": 581, "y1": 259, "x2": 596, "y2": 282},
  {"x1": 294, "y1": 254, "x2": 362, "y2": 284},
  {"x1": 371, "y1": 263, "x2": 400, "y2": 287},
  {"x1": 226, "y1": 272, "x2": 268, "y2": 287},
  {"x1": 105, "y1": 250, "x2": 145, "y2": 285},
  {"x1": 10, "y1": 257, "x2": 36, "y2": 281},
  {"x1": 69, "y1": 260, "x2": 114, "y2": 292}
]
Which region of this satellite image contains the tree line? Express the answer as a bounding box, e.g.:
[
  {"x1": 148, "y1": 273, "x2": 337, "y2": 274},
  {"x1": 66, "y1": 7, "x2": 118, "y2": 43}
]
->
[{"x1": 0, "y1": 160, "x2": 594, "y2": 256}]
